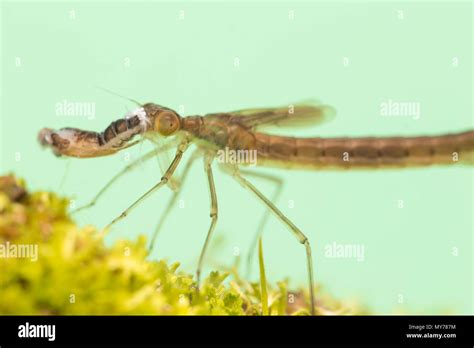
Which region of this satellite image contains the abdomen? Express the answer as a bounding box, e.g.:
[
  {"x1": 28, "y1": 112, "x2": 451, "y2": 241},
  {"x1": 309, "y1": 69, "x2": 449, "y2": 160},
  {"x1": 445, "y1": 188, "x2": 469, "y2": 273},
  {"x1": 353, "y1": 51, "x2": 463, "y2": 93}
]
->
[{"x1": 254, "y1": 130, "x2": 474, "y2": 170}]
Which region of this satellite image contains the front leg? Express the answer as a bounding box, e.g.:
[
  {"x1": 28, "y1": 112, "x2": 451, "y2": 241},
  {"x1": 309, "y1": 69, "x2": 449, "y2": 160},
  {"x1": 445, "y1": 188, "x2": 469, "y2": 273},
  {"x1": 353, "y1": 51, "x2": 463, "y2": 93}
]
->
[{"x1": 103, "y1": 139, "x2": 190, "y2": 232}]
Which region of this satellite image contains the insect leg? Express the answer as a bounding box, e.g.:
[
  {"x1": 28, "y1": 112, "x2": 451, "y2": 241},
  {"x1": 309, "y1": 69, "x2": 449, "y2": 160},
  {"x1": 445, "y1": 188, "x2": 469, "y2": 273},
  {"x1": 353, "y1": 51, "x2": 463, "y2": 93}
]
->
[
  {"x1": 147, "y1": 135, "x2": 181, "y2": 192},
  {"x1": 72, "y1": 141, "x2": 177, "y2": 214},
  {"x1": 196, "y1": 154, "x2": 218, "y2": 287},
  {"x1": 228, "y1": 166, "x2": 316, "y2": 315},
  {"x1": 148, "y1": 150, "x2": 201, "y2": 253},
  {"x1": 103, "y1": 139, "x2": 189, "y2": 231},
  {"x1": 238, "y1": 169, "x2": 284, "y2": 278}
]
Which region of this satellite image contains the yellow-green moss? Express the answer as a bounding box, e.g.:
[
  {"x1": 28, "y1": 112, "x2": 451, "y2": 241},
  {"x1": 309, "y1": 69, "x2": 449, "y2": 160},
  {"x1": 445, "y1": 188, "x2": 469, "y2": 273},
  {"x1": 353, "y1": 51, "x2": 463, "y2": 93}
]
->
[{"x1": 0, "y1": 174, "x2": 365, "y2": 315}]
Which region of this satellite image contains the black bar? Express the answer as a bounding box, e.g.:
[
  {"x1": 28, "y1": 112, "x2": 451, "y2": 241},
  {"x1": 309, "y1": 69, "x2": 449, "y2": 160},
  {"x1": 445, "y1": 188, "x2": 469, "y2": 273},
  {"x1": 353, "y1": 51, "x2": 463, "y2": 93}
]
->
[{"x1": 0, "y1": 315, "x2": 472, "y2": 346}]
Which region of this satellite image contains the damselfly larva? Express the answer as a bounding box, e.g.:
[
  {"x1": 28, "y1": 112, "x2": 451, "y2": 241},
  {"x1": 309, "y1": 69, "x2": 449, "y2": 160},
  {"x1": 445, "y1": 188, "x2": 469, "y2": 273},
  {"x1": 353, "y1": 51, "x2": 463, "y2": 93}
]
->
[{"x1": 39, "y1": 101, "x2": 474, "y2": 315}]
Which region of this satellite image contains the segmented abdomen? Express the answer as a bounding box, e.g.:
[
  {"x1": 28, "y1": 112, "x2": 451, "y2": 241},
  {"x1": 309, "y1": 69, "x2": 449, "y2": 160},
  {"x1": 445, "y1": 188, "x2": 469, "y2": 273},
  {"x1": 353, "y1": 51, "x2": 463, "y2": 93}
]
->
[{"x1": 254, "y1": 130, "x2": 474, "y2": 169}]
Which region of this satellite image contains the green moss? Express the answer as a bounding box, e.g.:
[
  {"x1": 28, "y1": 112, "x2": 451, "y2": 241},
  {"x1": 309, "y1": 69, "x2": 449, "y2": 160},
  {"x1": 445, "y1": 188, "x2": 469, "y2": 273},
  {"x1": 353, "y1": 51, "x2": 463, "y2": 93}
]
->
[{"x1": 0, "y1": 174, "x2": 366, "y2": 315}]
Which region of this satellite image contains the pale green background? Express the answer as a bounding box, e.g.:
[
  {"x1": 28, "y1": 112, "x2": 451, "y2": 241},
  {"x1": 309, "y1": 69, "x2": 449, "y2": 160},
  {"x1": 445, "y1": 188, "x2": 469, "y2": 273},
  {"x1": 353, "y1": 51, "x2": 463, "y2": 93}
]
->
[{"x1": 1, "y1": 1, "x2": 473, "y2": 314}]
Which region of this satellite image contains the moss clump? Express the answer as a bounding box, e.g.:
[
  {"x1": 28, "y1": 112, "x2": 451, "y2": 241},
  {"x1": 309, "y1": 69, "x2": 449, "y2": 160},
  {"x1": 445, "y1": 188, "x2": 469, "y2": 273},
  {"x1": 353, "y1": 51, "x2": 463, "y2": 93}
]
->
[{"x1": 0, "y1": 174, "x2": 364, "y2": 315}]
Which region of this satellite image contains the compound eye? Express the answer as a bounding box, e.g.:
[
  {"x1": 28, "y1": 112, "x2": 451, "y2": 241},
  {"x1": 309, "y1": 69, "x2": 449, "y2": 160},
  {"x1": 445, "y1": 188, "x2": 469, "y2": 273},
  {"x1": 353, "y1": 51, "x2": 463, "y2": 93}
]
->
[{"x1": 157, "y1": 112, "x2": 179, "y2": 136}]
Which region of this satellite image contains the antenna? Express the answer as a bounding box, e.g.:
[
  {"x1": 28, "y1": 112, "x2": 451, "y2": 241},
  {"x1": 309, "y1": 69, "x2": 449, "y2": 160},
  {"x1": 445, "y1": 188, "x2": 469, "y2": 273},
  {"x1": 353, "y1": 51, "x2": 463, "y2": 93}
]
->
[{"x1": 95, "y1": 85, "x2": 142, "y2": 106}]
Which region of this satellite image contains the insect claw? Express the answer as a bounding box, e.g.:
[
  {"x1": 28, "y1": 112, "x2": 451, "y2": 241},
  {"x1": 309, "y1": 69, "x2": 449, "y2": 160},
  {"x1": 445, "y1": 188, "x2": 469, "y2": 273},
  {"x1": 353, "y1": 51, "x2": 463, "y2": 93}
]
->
[{"x1": 98, "y1": 226, "x2": 110, "y2": 238}]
